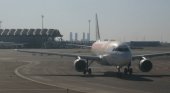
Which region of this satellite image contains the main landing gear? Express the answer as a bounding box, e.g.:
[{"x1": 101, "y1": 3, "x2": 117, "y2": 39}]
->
[
  {"x1": 124, "y1": 64, "x2": 133, "y2": 75},
  {"x1": 116, "y1": 63, "x2": 133, "y2": 76},
  {"x1": 83, "y1": 60, "x2": 93, "y2": 75},
  {"x1": 83, "y1": 68, "x2": 92, "y2": 75}
]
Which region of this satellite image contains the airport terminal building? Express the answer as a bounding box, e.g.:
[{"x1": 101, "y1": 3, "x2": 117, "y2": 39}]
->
[
  {"x1": 0, "y1": 29, "x2": 164, "y2": 49},
  {"x1": 129, "y1": 41, "x2": 161, "y2": 48},
  {"x1": 0, "y1": 29, "x2": 63, "y2": 48}
]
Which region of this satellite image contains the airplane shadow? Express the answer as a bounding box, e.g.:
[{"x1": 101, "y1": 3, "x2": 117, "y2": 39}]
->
[{"x1": 28, "y1": 72, "x2": 170, "y2": 82}]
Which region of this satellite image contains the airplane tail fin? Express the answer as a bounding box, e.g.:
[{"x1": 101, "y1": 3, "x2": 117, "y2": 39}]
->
[{"x1": 95, "y1": 14, "x2": 101, "y2": 41}]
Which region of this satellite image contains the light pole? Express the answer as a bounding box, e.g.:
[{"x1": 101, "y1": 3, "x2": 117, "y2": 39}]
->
[
  {"x1": 41, "y1": 15, "x2": 44, "y2": 30},
  {"x1": 0, "y1": 21, "x2": 2, "y2": 29},
  {"x1": 41, "y1": 15, "x2": 44, "y2": 48},
  {"x1": 88, "y1": 20, "x2": 91, "y2": 41}
]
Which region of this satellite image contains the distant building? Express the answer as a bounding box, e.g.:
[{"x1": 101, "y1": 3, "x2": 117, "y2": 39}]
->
[
  {"x1": 82, "y1": 32, "x2": 85, "y2": 41},
  {"x1": 129, "y1": 41, "x2": 161, "y2": 47},
  {"x1": 75, "y1": 33, "x2": 78, "y2": 41},
  {"x1": 70, "y1": 32, "x2": 73, "y2": 41}
]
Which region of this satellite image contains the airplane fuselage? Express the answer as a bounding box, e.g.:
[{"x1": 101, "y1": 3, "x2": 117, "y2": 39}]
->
[{"x1": 91, "y1": 40, "x2": 132, "y2": 67}]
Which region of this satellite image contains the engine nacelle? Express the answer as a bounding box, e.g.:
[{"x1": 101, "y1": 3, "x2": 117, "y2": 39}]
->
[
  {"x1": 74, "y1": 58, "x2": 87, "y2": 72},
  {"x1": 139, "y1": 57, "x2": 153, "y2": 72}
]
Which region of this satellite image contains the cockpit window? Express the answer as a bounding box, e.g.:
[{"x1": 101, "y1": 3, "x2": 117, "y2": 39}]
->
[{"x1": 114, "y1": 47, "x2": 130, "y2": 52}]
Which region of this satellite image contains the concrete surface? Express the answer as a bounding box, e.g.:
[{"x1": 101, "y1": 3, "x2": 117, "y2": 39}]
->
[
  {"x1": 14, "y1": 48, "x2": 170, "y2": 93},
  {"x1": 0, "y1": 48, "x2": 170, "y2": 93}
]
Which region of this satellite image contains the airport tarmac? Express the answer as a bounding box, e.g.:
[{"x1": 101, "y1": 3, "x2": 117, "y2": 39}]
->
[
  {"x1": 0, "y1": 49, "x2": 83, "y2": 93},
  {"x1": 0, "y1": 48, "x2": 170, "y2": 93}
]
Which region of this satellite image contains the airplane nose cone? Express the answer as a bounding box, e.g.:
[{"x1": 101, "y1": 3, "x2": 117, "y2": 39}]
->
[{"x1": 117, "y1": 52, "x2": 132, "y2": 66}]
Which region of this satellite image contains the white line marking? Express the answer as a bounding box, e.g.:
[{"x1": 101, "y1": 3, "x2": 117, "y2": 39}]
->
[
  {"x1": 15, "y1": 62, "x2": 149, "y2": 93},
  {"x1": 15, "y1": 63, "x2": 83, "y2": 92}
]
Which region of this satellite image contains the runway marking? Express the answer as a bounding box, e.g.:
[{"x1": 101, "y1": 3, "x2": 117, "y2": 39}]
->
[
  {"x1": 0, "y1": 89, "x2": 65, "y2": 90},
  {"x1": 15, "y1": 63, "x2": 74, "y2": 88},
  {"x1": 15, "y1": 62, "x2": 151, "y2": 93},
  {"x1": 15, "y1": 65, "x2": 91, "y2": 93}
]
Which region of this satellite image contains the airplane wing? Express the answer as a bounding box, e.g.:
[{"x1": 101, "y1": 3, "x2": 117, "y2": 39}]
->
[
  {"x1": 17, "y1": 49, "x2": 100, "y2": 61},
  {"x1": 132, "y1": 52, "x2": 170, "y2": 60},
  {"x1": 16, "y1": 49, "x2": 170, "y2": 61}
]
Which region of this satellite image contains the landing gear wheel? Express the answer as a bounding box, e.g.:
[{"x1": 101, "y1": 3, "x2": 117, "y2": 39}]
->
[
  {"x1": 83, "y1": 70, "x2": 87, "y2": 75},
  {"x1": 82, "y1": 59, "x2": 94, "y2": 75},
  {"x1": 88, "y1": 68, "x2": 92, "y2": 75},
  {"x1": 83, "y1": 68, "x2": 92, "y2": 75},
  {"x1": 129, "y1": 68, "x2": 133, "y2": 75},
  {"x1": 124, "y1": 66, "x2": 133, "y2": 75},
  {"x1": 124, "y1": 68, "x2": 128, "y2": 74},
  {"x1": 116, "y1": 66, "x2": 122, "y2": 77}
]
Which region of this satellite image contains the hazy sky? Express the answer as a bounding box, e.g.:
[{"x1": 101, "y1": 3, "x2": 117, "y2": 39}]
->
[{"x1": 0, "y1": 0, "x2": 169, "y2": 42}]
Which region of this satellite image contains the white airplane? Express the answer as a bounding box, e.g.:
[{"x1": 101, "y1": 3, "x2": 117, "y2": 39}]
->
[{"x1": 17, "y1": 14, "x2": 170, "y2": 75}]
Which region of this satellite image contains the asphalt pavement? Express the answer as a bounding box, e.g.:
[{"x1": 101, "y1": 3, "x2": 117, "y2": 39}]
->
[{"x1": 13, "y1": 48, "x2": 170, "y2": 93}]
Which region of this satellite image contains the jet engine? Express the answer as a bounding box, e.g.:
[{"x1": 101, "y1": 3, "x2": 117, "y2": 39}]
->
[
  {"x1": 139, "y1": 57, "x2": 153, "y2": 72},
  {"x1": 74, "y1": 58, "x2": 87, "y2": 72}
]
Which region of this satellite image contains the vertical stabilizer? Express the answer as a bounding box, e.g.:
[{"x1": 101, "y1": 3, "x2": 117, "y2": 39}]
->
[{"x1": 96, "y1": 14, "x2": 101, "y2": 41}]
